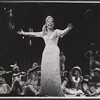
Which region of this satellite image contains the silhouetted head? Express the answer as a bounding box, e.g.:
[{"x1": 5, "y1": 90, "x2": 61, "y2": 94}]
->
[{"x1": 71, "y1": 66, "x2": 82, "y2": 76}]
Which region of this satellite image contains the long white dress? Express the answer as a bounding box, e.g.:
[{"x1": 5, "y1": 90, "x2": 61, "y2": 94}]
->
[{"x1": 40, "y1": 30, "x2": 61, "y2": 96}]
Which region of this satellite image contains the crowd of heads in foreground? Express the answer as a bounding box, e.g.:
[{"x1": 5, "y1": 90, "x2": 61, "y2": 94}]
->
[
  {"x1": 0, "y1": 61, "x2": 100, "y2": 97},
  {"x1": 0, "y1": 42, "x2": 100, "y2": 97}
]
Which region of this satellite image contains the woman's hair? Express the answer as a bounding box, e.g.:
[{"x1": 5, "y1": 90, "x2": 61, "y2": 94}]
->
[
  {"x1": 45, "y1": 16, "x2": 53, "y2": 24},
  {"x1": 42, "y1": 15, "x2": 54, "y2": 35}
]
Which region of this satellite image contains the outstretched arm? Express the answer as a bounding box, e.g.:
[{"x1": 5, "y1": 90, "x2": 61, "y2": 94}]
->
[
  {"x1": 13, "y1": 72, "x2": 26, "y2": 77},
  {"x1": 17, "y1": 29, "x2": 43, "y2": 37},
  {"x1": 56, "y1": 23, "x2": 73, "y2": 38}
]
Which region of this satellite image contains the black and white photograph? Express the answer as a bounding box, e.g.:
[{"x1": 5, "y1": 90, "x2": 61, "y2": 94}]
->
[{"x1": 0, "y1": 1, "x2": 100, "y2": 98}]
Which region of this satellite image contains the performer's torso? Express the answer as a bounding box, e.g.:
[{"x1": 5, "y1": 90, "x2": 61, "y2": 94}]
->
[{"x1": 42, "y1": 30, "x2": 59, "y2": 47}]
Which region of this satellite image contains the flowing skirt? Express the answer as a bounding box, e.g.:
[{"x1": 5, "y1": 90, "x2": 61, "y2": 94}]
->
[{"x1": 40, "y1": 45, "x2": 61, "y2": 96}]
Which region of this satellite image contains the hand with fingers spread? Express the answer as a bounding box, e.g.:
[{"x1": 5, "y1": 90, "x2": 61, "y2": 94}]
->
[
  {"x1": 67, "y1": 23, "x2": 73, "y2": 31},
  {"x1": 17, "y1": 29, "x2": 25, "y2": 35}
]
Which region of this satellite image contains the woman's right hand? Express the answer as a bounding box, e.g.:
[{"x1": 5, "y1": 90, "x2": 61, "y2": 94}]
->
[{"x1": 17, "y1": 29, "x2": 24, "y2": 35}]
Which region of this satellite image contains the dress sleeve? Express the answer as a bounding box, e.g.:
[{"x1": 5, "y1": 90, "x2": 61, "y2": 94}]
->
[{"x1": 55, "y1": 29, "x2": 62, "y2": 37}]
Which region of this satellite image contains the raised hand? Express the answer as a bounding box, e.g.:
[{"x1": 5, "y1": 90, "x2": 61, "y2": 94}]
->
[
  {"x1": 67, "y1": 23, "x2": 73, "y2": 30},
  {"x1": 17, "y1": 29, "x2": 24, "y2": 35}
]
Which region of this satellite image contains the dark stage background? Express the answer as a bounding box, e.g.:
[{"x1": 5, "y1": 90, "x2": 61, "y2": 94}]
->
[{"x1": 0, "y1": 3, "x2": 100, "y2": 86}]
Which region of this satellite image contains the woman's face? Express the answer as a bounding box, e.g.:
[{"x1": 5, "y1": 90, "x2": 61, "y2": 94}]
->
[
  {"x1": 74, "y1": 70, "x2": 80, "y2": 76},
  {"x1": 46, "y1": 18, "x2": 54, "y2": 30},
  {"x1": 13, "y1": 67, "x2": 19, "y2": 73}
]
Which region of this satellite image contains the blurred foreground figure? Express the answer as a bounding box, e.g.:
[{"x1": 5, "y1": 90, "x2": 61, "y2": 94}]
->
[
  {"x1": 22, "y1": 65, "x2": 41, "y2": 96},
  {"x1": 0, "y1": 67, "x2": 10, "y2": 94},
  {"x1": 10, "y1": 64, "x2": 26, "y2": 95}
]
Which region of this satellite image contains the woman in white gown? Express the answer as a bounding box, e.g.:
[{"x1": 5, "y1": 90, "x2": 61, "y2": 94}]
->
[{"x1": 17, "y1": 16, "x2": 73, "y2": 96}]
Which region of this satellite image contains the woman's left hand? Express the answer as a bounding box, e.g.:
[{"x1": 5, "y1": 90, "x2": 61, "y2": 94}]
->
[{"x1": 67, "y1": 23, "x2": 73, "y2": 30}]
